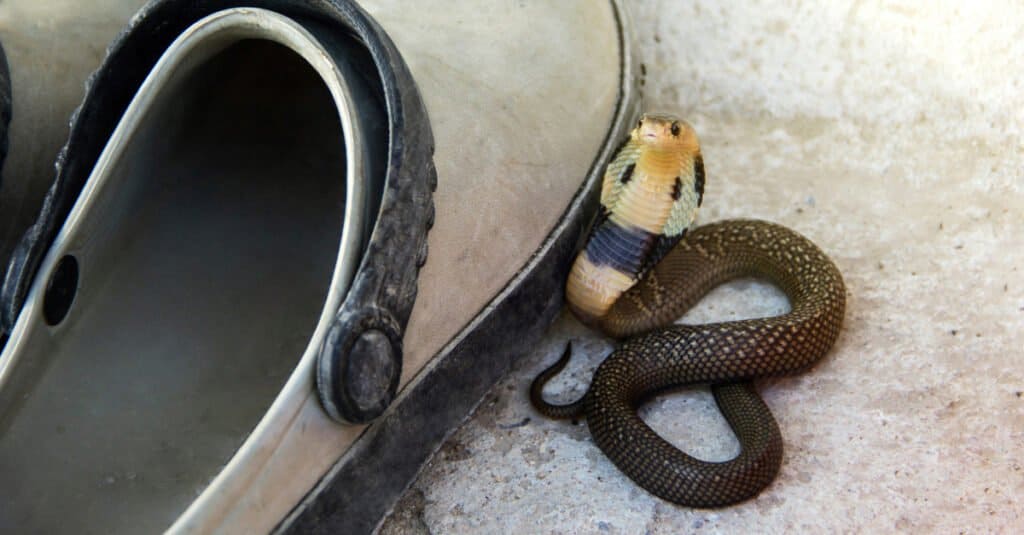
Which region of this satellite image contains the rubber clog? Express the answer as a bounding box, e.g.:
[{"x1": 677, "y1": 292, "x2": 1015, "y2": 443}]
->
[{"x1": 0, "y1": 1, "x2": 638, "y2": 532}]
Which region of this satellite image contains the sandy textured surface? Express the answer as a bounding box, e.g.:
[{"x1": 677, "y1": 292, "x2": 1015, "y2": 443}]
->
[{"x1": 381, "y1": 1, "x2": 1023, "y2": 532}]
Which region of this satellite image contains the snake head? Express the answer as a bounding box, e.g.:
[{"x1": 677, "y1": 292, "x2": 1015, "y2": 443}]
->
[{"x1": 632, "y1": 114, "x2": 700, "y2": 155}]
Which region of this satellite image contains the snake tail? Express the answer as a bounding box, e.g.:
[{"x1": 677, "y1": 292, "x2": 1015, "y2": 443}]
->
[
  {"x1": 528, "y1": 342, "x2": 585, "y2": 420},
  {"x1": 529, "y1": 342, "x2": 586, "y2": 420}
]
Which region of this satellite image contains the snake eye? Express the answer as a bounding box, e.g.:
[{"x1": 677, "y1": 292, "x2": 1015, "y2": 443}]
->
[
  {"x1": 671, "y1": 122, "x2": 681, "y2": 137},
  {"x1": 637, "y1": 118, "x2": 644, "y2": 129}
]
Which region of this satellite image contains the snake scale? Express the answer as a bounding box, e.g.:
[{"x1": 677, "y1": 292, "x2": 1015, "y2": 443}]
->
[{"x1": 530, "y1": 114, "x2": 846, "y2": 507}]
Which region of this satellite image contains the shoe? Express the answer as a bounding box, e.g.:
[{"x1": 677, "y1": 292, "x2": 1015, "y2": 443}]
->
[{"x1": 0, "y1": 0, "x2": 638, "y2": 533}]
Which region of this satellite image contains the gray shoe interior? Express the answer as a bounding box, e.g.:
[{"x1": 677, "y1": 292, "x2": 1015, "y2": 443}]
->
[{"x1": 0, "y1": 40, "x2": 351, "y2": 533}]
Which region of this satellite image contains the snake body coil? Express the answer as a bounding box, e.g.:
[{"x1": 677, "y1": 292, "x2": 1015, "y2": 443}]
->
[{"x1": 531, "y1": 115, "x2": 846, "y2": 507}]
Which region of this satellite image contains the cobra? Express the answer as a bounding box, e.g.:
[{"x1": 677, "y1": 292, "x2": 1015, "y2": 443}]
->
[{"x1": 530, "y1": 114, "x2": 846, "y2": 507}]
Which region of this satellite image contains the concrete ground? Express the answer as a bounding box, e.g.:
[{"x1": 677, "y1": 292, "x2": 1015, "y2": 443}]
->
[{"x1": 381, "y1": 1, "x2": 1023, "y2": 533}]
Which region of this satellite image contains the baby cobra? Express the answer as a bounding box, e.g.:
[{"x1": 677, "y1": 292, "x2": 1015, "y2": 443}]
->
[{"x1": 531, "y1": 114, "x2": 846, "y2": 507}]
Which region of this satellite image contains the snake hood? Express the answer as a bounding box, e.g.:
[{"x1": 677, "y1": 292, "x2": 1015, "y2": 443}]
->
[{"x1": 567, "y1": 113, "x2": 705, "y2": 325}]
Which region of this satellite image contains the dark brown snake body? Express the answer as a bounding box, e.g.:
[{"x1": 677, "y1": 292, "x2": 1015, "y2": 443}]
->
[
  {"x1": 532, "y1": 216, "x2": 843, "y2": 504},
  {"x1": 532, "y1": 218, "x2": 846, "y2": 506}
]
